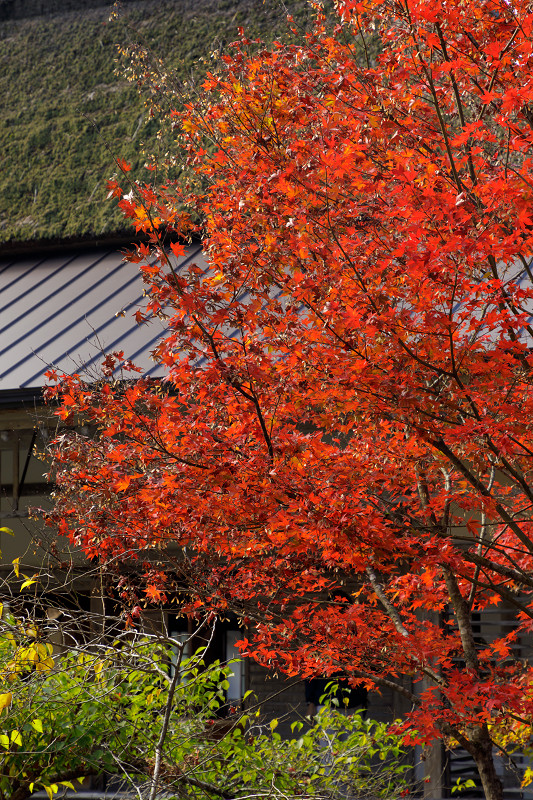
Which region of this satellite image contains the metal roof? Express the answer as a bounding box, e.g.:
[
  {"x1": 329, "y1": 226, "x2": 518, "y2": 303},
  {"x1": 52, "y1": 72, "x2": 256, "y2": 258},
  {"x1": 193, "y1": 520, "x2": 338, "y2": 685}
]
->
[{"x1": 0, "y1": 243, "x2": 205, "y2": 391}]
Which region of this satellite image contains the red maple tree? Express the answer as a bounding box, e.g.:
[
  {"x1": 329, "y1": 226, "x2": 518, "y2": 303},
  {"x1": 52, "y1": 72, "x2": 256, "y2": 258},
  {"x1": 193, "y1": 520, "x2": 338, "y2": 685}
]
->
[{"x1": 46, "y1": 1, "x2": 533, "y2": 797}]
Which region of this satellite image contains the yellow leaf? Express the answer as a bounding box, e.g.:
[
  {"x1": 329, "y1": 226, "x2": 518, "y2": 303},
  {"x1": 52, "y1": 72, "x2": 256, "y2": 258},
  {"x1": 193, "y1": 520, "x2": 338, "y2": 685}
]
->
[
  {"x1": 35, "y1": 657, "x2": 54, "y2": 673},
  {"x1": 0, "y1": 527, "x2": 13, "y2": 535},
  {"x1": 22, "y1": 646, "x2": 38, "y2": 663},
  {"x1": 5, "y1": 661, "x2": 18, "y2": 682},
  {"x1": 12, "y1": 558, "x2": 19, "y2": 578},
  {"x1": 0, "y1": 693, "x2": 12, "y2": 713},
  {"x1": 44, "y1": 786, "x2": 53, "y2": 800},
  {"x1": 60, "y1": 782, "x2": 75, "y2": 790},
  {"x1": 31, "y1": 719, "x2": 43, "y2": 733},
  {"x1": 10, "y1": 730, "x2": 21, "y2": 746},
  {"x1": 20, "y1": 576, "x2": 37, "y2": 590},
  {"x1": 0, "y1": 734, "x2": 9, "y2": 749}
]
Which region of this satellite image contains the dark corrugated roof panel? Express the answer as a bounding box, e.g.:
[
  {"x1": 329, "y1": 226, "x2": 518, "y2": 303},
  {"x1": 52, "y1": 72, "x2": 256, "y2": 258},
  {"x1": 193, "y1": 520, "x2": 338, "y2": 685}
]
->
[{"x1": 0, "y1": 244, "x2": 205, "y2": 390}]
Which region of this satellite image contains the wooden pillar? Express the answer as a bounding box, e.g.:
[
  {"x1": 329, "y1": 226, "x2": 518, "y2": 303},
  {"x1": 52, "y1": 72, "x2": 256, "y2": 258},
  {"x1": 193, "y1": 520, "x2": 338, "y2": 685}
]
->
[
  {"x1": 12, "y1": 435, "x2": 19, "y2": 511},
  {"x1": 423, "y1": 740, "x2": 447, "y2": 799}
]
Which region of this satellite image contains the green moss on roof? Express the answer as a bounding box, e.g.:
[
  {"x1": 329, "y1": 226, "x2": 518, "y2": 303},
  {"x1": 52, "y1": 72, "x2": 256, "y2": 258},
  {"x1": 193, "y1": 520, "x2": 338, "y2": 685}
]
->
[{"x1": 0, "y1": 0, "x2": 318, "y2": 245}]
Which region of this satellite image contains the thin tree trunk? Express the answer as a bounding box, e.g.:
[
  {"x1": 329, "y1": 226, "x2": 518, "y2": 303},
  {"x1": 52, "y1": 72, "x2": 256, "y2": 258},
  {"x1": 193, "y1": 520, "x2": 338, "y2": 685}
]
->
[
  {"x1": 470, "y1": 725, "x2": 503, "y2": 800},
  {"x1": 442, "y1": 568, "x2": 503, "y2": 800}
]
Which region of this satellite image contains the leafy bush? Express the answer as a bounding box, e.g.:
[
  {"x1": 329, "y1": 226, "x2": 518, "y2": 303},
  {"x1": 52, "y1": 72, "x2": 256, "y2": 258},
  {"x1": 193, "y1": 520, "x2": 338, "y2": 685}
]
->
[{"x1": 0, "y1": 612, "x2": 412, "y2": 800}]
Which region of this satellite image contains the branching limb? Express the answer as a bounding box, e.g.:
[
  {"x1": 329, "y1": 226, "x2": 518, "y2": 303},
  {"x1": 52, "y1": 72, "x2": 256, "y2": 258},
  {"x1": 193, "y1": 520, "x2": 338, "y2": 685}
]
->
[
  {"x1": 431, "y1": 438, "x2": 533, "y2": 553},
  {"x1": 366, "y1": 566, "x2": 444, "y2": 686},
  {"x1": 148, "y1": 639, "x2": 186, "y2": 800}
]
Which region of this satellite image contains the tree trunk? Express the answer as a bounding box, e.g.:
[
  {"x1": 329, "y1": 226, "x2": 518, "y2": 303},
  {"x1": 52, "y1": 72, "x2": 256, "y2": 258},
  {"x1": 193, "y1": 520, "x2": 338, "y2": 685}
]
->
[
  {"x1": 442, "y1": 570, "x2": 503, "y2": 800},
  {"x1": 470, "y1": 725, "x2": 503, "y2": 800}
]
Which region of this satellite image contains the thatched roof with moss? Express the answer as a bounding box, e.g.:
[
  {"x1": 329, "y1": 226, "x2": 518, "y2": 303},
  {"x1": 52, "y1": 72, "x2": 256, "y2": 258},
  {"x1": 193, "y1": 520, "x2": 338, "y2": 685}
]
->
[{"x1": 0, "y1": 0, "x2": 320, "y2": 248}]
